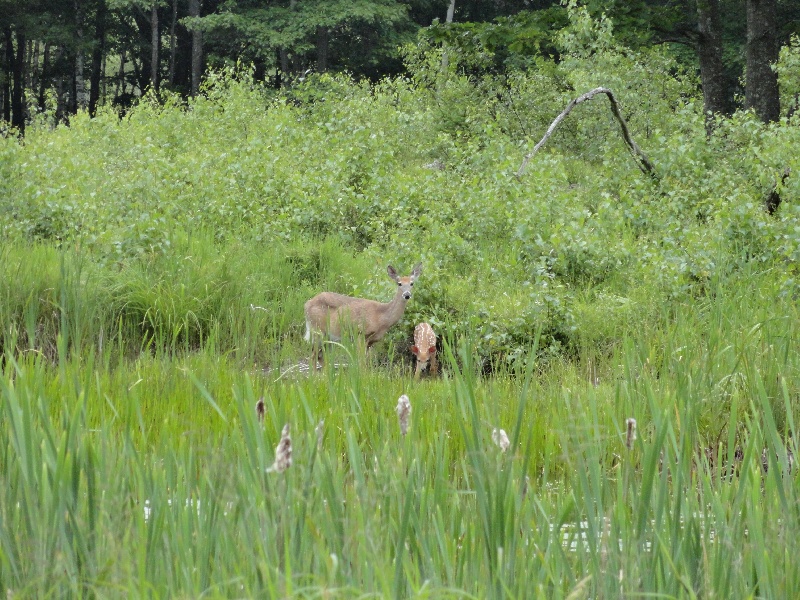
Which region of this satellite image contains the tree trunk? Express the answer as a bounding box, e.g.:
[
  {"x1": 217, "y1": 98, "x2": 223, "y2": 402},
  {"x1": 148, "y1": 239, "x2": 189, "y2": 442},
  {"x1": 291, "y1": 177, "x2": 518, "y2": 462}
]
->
[
  {"x1": 132, "y1": 55, "x2": 144, "y2": 94},
  {"x1": 30, "y1": 40, "x2": 41, "y2": 96},
  {"x1": 3, "y1": 28, "x2": 12, "y2": 123},
  {"x1": 116, "y1": 48, "x2": 125, "y2": 98},
  {"x1": 168, "y1": 0, "x2": 177, "y2": 86},
  {"x1": 696, "y1": 0, "x2": 729, "y2": 125},
  {"x1": 70, "y1": 62, "x2": 78, "y2": 114},
  {"x1": 189, "y1": 0, "x2": 202, "y2": 96},
  {"x1": 26, "y1": 39, "x2": 34, "y2": 90},
  {"x1": 151, "y1": 1, "x2": 160, "y2": 91},
  {"x1": 277, "y1": 0, "x2": 295, "y2": 85},
  {"x1": 131, "y1": 10, "x2": 151, "y2": 92},
  {"x1": 12, "y1": 29, "x2": 26, "y2": 133},
  {"x1": 38, "y1": 42, "x2": 50, "y2": 113},
  {"x1": 55, "y1": 45, "x2": 68, "y2": 122},
  {"x1": 74, "y1": 0, "x2": 87, "y2": 112},
  {"x1": 89, "y1": 0, "x2": 107, "y2": 116},
  {"x1": 441, "y1": 0, "x2": 456, "y2": 72},
  {"x1": 170, "y1": 18, "x2": 191, "y2": 92},
  {"x1": 102, "y1": 47, "x2": 107, "y2": 101},
  {"x1": 316, "y1": 26, "x2": 328, "y2": 72},
  {"x1": 278, "y1": 48, "x2": 289, "y2": 87},
  {"x1": 745, "y1": 0, "x2": 780, "y2": 122}
]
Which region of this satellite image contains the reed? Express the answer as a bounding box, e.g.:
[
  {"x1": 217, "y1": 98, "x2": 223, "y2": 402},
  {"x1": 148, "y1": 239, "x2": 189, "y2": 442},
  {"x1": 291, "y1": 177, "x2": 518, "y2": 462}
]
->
[{"x1": 1, "y1": 276, "x2": 798, "y2": 598}]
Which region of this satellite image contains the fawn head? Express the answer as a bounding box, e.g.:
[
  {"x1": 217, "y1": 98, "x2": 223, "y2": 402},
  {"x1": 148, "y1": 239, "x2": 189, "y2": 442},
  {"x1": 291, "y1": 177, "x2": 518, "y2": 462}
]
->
[{"x1": 411, "y1": 343, "x2": 437, "y2": 362}]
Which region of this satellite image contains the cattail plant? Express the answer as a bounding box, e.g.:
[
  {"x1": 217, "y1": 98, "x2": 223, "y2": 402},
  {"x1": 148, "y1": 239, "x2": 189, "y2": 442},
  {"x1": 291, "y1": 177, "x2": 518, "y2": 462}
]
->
[
  {"x1": 396, "y1": 394, "x2": 411, "y2": 436},
  {"x1": 315, "y1": 419, "x2": 324, "y2": 451},
  {"x1": 267, "y1": 423, "x2": 292, "y2": 473},
  {"x1": 492, "y1": 428, "x2": 510, "y2": 453},
  {"x1": 625, "y1": 418, "x2": 637, "y2": 450}
]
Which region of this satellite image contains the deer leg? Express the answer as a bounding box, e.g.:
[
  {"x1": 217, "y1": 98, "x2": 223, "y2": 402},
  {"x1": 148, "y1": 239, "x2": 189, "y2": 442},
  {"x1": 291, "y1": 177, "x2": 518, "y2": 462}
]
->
[
  {"x1": 310, "y1": 338, "x2": 323, "y2": 371},
  {"x1": 362, "y1": 338, "x2": 375, "y2": 367},
  {"x1": 316, "y1": 345, "x2": 324, "y2": 369},
  {"x1": 431, "y1": 355, "x2": 439, "y2": 376}
]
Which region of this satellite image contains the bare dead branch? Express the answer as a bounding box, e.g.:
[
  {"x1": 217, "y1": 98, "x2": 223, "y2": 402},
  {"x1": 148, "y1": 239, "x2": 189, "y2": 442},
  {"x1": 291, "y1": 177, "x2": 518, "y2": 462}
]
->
[{"x1": 516, "y1": 87, "x2": 657, "y2": 180}]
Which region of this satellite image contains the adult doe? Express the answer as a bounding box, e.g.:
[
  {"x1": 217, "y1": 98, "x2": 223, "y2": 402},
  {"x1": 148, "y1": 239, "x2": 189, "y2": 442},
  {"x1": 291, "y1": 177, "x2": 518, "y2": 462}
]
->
[
  {"x1": 411, "y1": 322, "x2": 438, "y2": 378},
  {"x1": 304, "y1": 263, "x2": 422, "y2": 368}
]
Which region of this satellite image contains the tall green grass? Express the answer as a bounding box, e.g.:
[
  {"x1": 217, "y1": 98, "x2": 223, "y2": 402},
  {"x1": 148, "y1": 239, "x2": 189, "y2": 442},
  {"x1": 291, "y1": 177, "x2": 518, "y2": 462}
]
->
[
  {"x1": 1, "y1": 268, "x2": 798, "y2": 597},
  {"x1": 0, "y1": 236, "x2": 377, "y2": 366}
]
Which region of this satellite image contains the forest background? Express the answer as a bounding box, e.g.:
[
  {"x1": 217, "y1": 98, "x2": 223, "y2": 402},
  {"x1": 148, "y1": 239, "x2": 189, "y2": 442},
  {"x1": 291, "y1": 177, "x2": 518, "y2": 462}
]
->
[{"x1": 2, "y1": 0, "x2": 800, "y2": 130}]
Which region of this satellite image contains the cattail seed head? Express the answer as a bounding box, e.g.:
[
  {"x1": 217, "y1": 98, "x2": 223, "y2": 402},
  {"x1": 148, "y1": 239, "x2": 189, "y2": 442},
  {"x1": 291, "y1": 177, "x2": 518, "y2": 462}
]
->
[
  {"x1": 396, "y1": 394, "x2": 411, "y2": 436},
  {"x1": 492, "y1": 428, "x2": 510, "y2": 453},
  {"x1": 268, "y1": 423, "x2": 292, "y2": 473},
  {"x1": 315, "y1": 419, "x2": 324, "y2": 451},
  {"x1": 255, "y1": 397, "x2": 266, "y2": 424},
  {"x1": 625, "y1": 418, "x2": 637, "y2": 450}
]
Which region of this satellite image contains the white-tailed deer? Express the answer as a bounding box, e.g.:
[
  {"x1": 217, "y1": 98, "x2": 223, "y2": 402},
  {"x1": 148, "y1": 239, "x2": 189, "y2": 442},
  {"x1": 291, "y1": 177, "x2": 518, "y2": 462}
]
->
[
  {"x1": 411, "y1": 322, "x2": 438, "y2": 378},
  {"x1": 304, "y1": 263, "x2": 422, "y2": 368}
]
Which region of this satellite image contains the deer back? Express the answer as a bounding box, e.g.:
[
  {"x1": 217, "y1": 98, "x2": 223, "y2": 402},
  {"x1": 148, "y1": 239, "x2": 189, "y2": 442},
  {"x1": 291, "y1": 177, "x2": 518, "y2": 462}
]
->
[{"x1": 305, "y1": 263, "x2": 422, "y2": 344}]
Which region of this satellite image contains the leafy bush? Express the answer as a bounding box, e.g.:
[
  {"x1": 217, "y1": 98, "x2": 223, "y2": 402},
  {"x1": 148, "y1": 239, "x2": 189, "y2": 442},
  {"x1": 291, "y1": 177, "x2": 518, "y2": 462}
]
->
[{"x1": 1, "y1": 34, "x2": 799, "y2": 369}]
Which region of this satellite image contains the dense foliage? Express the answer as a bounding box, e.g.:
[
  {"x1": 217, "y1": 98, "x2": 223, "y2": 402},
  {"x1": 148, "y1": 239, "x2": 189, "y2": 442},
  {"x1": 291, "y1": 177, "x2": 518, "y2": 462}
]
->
[{"x1": 2, "y1": 11, "x2": 799, "y2": 367}]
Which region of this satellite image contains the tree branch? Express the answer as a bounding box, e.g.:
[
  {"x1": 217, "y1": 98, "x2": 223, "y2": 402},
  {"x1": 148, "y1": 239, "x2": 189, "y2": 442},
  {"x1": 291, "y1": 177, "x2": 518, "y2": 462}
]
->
[
  {"x1": 516, "y1": 87, "x2": 657, "y2": 180},
  {"x1": 653, "y1": 37, "x2": 697, "y2": 48}
]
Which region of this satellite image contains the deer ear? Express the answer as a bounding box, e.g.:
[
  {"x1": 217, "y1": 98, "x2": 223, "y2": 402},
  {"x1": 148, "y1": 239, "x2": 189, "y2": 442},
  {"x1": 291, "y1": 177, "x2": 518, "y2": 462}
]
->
[
  {"x1": 428, "y1": 346, "x2": 437, "y2": 354},
  {"x1": 410, "y1": 345, "x2": 419, "y2": 355},
  {"x1": 412, "y1": 262, "x2": 422, "y2": 278},
  {"x1": 387, "y1": 265, "x2": 399, "y2": 281}
]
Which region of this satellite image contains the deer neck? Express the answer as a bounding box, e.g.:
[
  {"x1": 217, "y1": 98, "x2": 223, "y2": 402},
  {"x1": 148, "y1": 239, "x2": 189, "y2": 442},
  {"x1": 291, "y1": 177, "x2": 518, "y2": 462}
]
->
[{"x1": 379, "y1": 288, "x2": 409, "y2": 326}]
